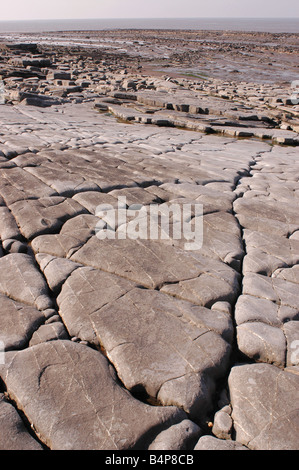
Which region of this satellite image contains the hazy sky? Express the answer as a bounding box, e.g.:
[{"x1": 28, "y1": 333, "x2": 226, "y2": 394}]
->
[{"x1": 1, "y1": 0, "x2": 299, "y2": 21}]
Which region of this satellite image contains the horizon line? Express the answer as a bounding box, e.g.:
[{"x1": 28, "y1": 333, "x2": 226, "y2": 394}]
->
[{"x1": 1, "y1": 16, "x2": 299, "y2": 22}]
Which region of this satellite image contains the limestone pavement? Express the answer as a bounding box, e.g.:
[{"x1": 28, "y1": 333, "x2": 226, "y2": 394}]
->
[{"x1": 0, "y1": 37, "x2": 298, "y2": 451}]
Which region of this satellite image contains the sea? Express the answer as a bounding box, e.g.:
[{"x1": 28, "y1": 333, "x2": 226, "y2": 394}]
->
[{"x1": 0, "y1": 17, "x2": 298, "y2": 34}]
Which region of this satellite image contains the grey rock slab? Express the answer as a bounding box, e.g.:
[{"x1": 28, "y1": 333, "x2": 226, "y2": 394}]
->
[
  {"x1": 89, "y1": 286, "x2": 232, "y2": 420},
  {"x1": 2, "y1": 239, "x2": 28, "y2": 254},
  {"x1": 154, "y1": 208, "x2": 243, "y2": 270},
  {"x1": 148, "y1": 419, "x2": 202, "y2": 450},
  {"x1": 11, "y1": 152, "x2": 52, "y2": 168},
  {"x1": 273, "y1": 265, "x2": 299, "y2": 285},
  {"x1": 58, "y1": 264, "x2": 233, "y2": 340},
  {"x1": 194, "y1": 435, "x2": 248, "y2": 450},
  {"x1": 57, "y1": 266, "x2": 232, "y2": 419},
  {"x1": 243, "y1": 250, "x2": 290, "y2": 277},
  {"x1": 235, "y1": 294, "x2": 298, "y2": 326},
  {"x1": 236, "y1": 322, "x2": 286, "y2": 367},
  {"x1": 19, "y1": 96, "x2": 61, "y2": 108},
  {"x1": 9, "y1": 196, "x2": 87, "y2": 240},
  {"x1": 0, "y1": 253, "x2": 52, "y2": 311},
  {"x1": 72, "y1": 191, "x2": 120, "y2": 214},
  {"x1": 1, "y1": 340, "x2": 186, "y2": 450},
  {"x1": 47, "y1": 71, "x2": 72, "y2": 80},
  {"x1": 71, "y1": 236, "x2": 240, "y2": 307},
  {"x1": 108, "y1": 187, "x2": 162, "y2": 206},
  {"x1": 32, "y1": 232, "x2": 93, "y2": 259},
  {"x1": 31, "y1": 213, "x2": 99, "y2": 258},
  {"x1": 0, "y1": 293, "x2": 45, "y2": 351},
  {"x1": 242, "y1": 230, "x2": 299, "y2": 276},
  {"x1": 35, "y1": 253, "x2": 81, "y2": 293},
  {"x1": 234, "y1": 197, "x2": 299, "y2": 226},
  {"x1": 160, "y1": 183, "x2": 235, "y2": 213},
  {"x1": 242, "y1": 273, "x2": 299, "y2": 310},
  {"x1": 201, "y1": 213, "x2": 244, "y2": 270},
  {"x1": 57, "y1": 266, "x2": 137, "y2": 345},
  {"x1": 235, "y1": 212, "x2": 299, "y2": 238},
  {"x1": 229, "y1": 363, "x2": 299, "y2": 450},
  {"x1": 0, "y1": 167, "x2": 56, "y2": 206},
  {"x1": 0, "y1": 394, "x2": 43, "y2": 450},
  {"x1": 0, "y1": 206, "x2": 21, "y2": 241},
  {"x1": 160, "y1": 270, "x2": 240, "y2": 309},
  {"x1": 25, "y1": 165, "x2": 100, "y2": 197},
  {"x1": 203, "y1": 211, "x2": 241, "y2": 237},
  {"x1": 29, "y1": 321, "x2": 69, "y2": 346}
]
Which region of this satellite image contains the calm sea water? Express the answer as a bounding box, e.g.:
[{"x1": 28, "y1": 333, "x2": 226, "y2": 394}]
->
[{"x1": 0, "y1": 18, "x2": 298, "y2": 34}]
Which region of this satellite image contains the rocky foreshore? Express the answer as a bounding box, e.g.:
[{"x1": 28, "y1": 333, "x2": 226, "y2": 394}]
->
[{"x1": 0, "y1": 30, "x2": 298, "y2": 451}]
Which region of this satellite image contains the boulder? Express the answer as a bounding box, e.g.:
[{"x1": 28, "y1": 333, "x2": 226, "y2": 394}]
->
[
  {"x1": 194, "y1": 435, "x2": 248, "y2": 450},
  {"x1": 148, "y1": 419, "x2": 202, "y2": 450}
]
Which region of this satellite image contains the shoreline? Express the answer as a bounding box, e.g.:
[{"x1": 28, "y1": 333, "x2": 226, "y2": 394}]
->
[
  {"x1": 1, "y1": 16, "x2": 299, "y2": 33},
  {"x1": 1, "y1": 28, "x2": 298, "y2": 84}
]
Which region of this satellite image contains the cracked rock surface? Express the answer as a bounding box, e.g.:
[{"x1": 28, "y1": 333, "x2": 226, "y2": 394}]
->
[{"x1": 0, "y1": 33, "x2": 298, "y2": 450}]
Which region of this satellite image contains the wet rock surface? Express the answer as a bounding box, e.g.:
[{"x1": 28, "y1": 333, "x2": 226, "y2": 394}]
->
[{"x1": 0, "y1": 30, "x2": 298, "y2": 450}]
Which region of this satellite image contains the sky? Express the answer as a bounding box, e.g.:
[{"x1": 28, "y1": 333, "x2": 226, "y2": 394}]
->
[{"x1": 1, "y1": 0, "x2": 299, "y2": 21}]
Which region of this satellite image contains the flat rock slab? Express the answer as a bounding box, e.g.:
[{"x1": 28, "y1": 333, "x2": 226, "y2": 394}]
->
[
  {"x1": 29, "y1": 321, "x2": 69, "y2": 346},
  {"x1": 0, "y1": 84, "x2": 298, "y2": 450},
  {"x1": 243, "y1": 273, "x2": 299, "y2": 310},
  {"x1": 1, "y1": 340, "x2": 186, "y2": 450},
  {"x1": 235, "y1": 294, "x2": 299, "y2": 327},
  {"x1": 0, "y1": 167, "x2": 56, "y2": 206},
  {"x1": 273, "y1": 265, "x2": 299, "y2": 285},
  {"x1": 194, "y1": 435, "x2": 248, "y2": 450},
  {"x1": 24, "y1": 165, "x2": 100, "y2": 197},
  {"x1": 235, "y1": 273, "x2": 299, "y2": 367},
  {"x1": 0, "y1": 394, "x2": 43, "y2": 450},
  {"x1": 242, "y1": 230, "x2": 299, "y2": 276},
  {"x1": 70, "y1": 236, "x2": 240, "y2": 307},
  {"x1": 229, "y1": 363, "x2": 299, "y2": 450},
  {"x1": 234, "y1": 197, "x2": 299, "y2": 228},
  {"x1": 9, "y1": 196, "x2": 87, "y2": 240},
  {"x1": 57, "y1": 266, "x2": 138, "y2": 345},
  {"x1": 160, "y1": 182, "x2": 236, "y2": 213},
  {"x1": 35, "y1": 254, "x2": 81, "y2": 293},
  {"x1": 0, "y1": 253, "x2": 52, "y2": 311},
  {"x1": 32, "y1": 214, "x2": 99, "y2": 258},
  {"x1": 72, "y1": 191, "x2": 123, "y2": 214},
  {"x1": 0, "y1": 293, "x2": 45, "y2": 350},
  {"x1": 57, "y1": 267, "x2": 233, "y2": 420},
  {"x1": 236, "y1": 322, "x2": 286, "y2": 367},
  {"x1": 0, "y1": 206, "x2": 21, "y2": 241}
]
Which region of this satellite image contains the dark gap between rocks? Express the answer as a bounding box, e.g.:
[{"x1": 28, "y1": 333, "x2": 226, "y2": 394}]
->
[{"x1": 3, "y1": 392, "x2": 50, "y2": 450}]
